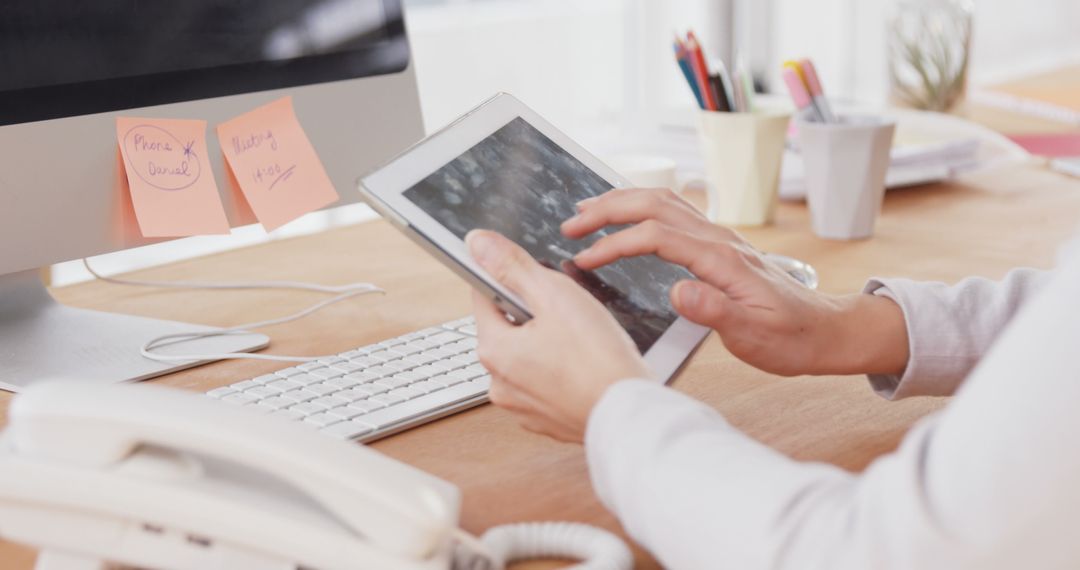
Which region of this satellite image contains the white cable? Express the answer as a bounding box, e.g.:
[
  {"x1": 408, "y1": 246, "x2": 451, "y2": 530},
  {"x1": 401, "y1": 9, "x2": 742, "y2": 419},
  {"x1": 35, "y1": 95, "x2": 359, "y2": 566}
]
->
[
  {"x1": 453, "y1": 522, "x2": 633, "y2": 570},
  {"x1": 82, "y1": 258, "x2": 376, "y2": 293},
  {"x1": 82, "y1": 258, "x2": 384, "y2": 364}
]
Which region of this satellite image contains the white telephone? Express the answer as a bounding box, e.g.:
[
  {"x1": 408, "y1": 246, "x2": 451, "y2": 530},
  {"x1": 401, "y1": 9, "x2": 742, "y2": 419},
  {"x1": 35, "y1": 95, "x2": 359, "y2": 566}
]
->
[{"x1": 0, "y1": 382, "x2": 632, "y2": 570}]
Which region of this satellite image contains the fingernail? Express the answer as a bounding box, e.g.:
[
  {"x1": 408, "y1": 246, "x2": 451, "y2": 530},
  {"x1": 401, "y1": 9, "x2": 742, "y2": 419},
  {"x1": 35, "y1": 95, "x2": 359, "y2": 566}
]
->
[
  {"x1": 576, "y1": 197, "x2": 598, "y2": 210},
  {"x1": 466, "y1": 231, "x2": 498, "y2": 267},
  {"x1": 678, "y1": 282, "x2": 700, "y2": 309},
  {"x1": 561, "y1": 215, "x2": 580, "y2": 228},
  {"x1": 574, "y1": 246, "x2": 592, "y2": 260}
]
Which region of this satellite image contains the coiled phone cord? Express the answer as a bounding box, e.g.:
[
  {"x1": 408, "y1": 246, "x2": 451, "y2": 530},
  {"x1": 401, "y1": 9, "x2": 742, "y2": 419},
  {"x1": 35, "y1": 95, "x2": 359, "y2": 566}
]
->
[{"x1": 452, "y1": 522, "x2": 633, "y2": 570}]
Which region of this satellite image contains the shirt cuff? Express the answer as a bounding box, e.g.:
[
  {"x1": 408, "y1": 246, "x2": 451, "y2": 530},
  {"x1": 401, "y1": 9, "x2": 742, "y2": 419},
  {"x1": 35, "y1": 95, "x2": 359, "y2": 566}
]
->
[
  {"x1": 863, "y1": 278, "x2": 958, "y2": 400},
  {"x1": 584, "y1": 378, "x2": 730, "y2": 513}
]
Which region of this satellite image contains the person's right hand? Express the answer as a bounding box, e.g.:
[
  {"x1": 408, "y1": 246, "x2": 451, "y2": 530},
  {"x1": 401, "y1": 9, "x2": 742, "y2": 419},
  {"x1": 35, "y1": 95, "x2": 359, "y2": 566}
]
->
[{"x1": 561, "y1": 188, "x2": 909, "y2": 377}]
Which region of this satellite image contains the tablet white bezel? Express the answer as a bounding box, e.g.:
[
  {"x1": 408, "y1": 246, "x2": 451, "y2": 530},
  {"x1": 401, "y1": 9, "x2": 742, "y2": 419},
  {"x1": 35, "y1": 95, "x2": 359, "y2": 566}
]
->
[{"x1": 358, "y1": 93, "x2": 708, "y2": 383}]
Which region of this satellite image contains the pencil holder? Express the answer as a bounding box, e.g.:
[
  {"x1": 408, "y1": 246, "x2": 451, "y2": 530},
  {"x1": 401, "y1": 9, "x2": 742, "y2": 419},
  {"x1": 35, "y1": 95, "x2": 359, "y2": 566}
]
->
[
  {"x1": 797, "y1": 115, "x2": 896, "y2": 240},
  {"x1": 697, "y1": 108, "x2": 790, "y2": 226}
]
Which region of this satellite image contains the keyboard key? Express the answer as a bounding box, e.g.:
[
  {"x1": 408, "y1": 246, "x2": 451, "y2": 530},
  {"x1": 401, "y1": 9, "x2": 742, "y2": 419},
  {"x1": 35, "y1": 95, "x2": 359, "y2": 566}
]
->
[
  {"x1": 297, "y1": 362, "x2": 324, "y2": 371},
  {"x1": 222, "y1": 392, "x2": 259, "y2": 405},
  {"x1": 320, "y1": 420, "x2": 374, "y2": 440},
  {"x1": 280, "y1": 389, "x2": 320, "y2": 403},
  {"x1": 388, "y1": 387, "x2": 423, "y2": 401},
  {"x1": 444, "y1": 369, "x2": 476, "y2": 384},
  {"x1": 414, "y1": 326, "x2": 446, "y2": 338},
  {"x1": 266, "y1": 379, "x2": 302, "y2": 392},
  {"x1": 380, "y1": 360, "x2": 415, "y2": 373},
  {"x1": 451, "y1": 352, "x2": 479, "y2": 366},
  {"x1": 369, "y1": 392, "x2": 405, "y2": 406},
  {"x1": 245, "y1": 386, "x2": 280, "y2": 400},
  {"x1": 312, "y1": 395, "x2": 351, "y2": 409},
  {"x1": 289, "y1": 373, "x2": 326, "y2": 386},
  {"x1": 459, "y1": 324, "x2": 478, "y2": 336},
  {"x1": 345, "y1": 356, "x2": 383, "y2": 368},
  {"x1": 230, "y1": 380, "x2": 260, "y2": 392},
  {"x1": 353, "y1": 381, "x2": 486, "y2": 430},
  {"x1": 427, "y1": 331, "x2": 465, "y2": 346},
  {"x1": 365, "y1": 365, "x2": 398, "y2": 379},
  {"x1": 464, "y1": 363, "x2": 488, "y2": 376},
  {"x1": 457, "y1": 366, "x2": 485, "y2": 381},
  {"x1": 305, "y1": 383, "x2": 339, "y2": 397},
  {"x1": 368, "y1": 349, "x2": 406, "y2": 362},
  {"x1": 409, "y1": 364, "x2": 443, "y2": 379},
  {"x1": 257, "y1": 396, "x2": 294, "y2": 411},
  {"x1": 342, "y1": 385, "x2": 386, "y2": 399},
  {"x1": 325, "y1": 376, "x2": 361, "y2": 389},
  {"x1": 410, "y1": 380, "x2": 446, "y2": 394},
  {"x1": 470, "y1": 375, "x2": 492, "y2": 390},
  {"x1": 326, "y1": 405, "x2": 365, "y2": 420},
  {"x1": 273, "y1": 367, "x2": 306, "y2": 378},
  {"x1": 379, "y1": 375, "x2": 414, "y2": 389},
  {"x1": 206, "y1": 387, "x2": 238, "y2": 399},
  {"x1": 252, "y1": 374, "x2": 281, "y2": 385},
  {"x1": 394, "y1": 343, "x2": 425, "y2": 356},
  {"x1": 377, "y1": 336, "x2": 408, "y2": 348},
  {"x1": 316, "y1": 357, "x2": 346, "y2": 366},
  {"x1": 333, "y1": 361, "x2": 366, "y2": 373},
  {"x1": 289, "y1": 402, "x2": 328, "y2": 416},
  {"x1": 309, "y1": 367, "x2": 345, "y2": 380},
  {"x1": 346, "y1": 399, "x2": 384, "y2": 414},
  {"x1": 408, "y1": 352, "x2": 441, "y2": 366},
  {"x1": 343, "y1": 371, "x2": 380, "y2": 384},
  {"x1": 303, "y1": 412, "x2": 343, "y2": 428}
]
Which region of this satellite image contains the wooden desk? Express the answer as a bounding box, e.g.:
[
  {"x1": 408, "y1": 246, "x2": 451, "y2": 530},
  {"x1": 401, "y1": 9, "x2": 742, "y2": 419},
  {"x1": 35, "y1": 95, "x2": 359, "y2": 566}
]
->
[{"x1": 2, "y1": 164, "x2": 1080, "y2": 569}]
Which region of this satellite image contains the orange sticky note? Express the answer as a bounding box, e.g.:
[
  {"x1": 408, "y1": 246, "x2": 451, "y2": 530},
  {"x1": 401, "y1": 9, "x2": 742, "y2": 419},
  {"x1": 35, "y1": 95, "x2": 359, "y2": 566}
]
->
[
  {"x1": 217, "y1": 96, "x2": 339, "y2": 231},
  {"x1": 116, "y1": 117, "x2": 230, "y2": 237}
]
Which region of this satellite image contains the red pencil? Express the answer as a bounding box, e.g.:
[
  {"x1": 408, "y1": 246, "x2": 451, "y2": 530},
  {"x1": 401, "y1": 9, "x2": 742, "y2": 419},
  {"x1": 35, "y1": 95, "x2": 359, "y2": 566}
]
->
[{"x1": 685, "y1": 31, "x2": 717, "y2": 111}]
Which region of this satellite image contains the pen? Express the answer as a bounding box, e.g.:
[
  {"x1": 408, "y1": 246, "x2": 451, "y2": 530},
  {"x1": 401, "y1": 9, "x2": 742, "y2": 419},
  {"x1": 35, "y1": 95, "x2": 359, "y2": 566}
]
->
[
  {"x1": 709, "y1": 57, "x2": 735, "y2": 112},
  {"x1": 781, "y1": 67, "x2": 823, "y2": 122},
  {"x1": 674, "y1": 37, "x2": 705, "y2": 109},
  {"x1": 798, "y1": 59, "x2": 836, "y2": 123},
  {"x1": 686, "y1": 31, "x2": 718, "y2": 111},
  {"x1": 783, "y1": 60, "x2": 825, "y2": 121},
  {"x1": 708, "y1": 73, "x2": 732, "y2": 112},
  {"x1": 734, "y1": 52, "x2": 755, "y2": 112}
]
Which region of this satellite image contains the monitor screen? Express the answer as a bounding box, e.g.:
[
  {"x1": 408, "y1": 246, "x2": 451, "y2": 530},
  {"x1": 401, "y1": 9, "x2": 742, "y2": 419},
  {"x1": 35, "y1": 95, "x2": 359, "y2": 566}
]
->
[
  {"x1": 0, "y1": 0, "x2": 408, "y2": 125},
  {"x1": 402, "y1": 117, "x2": 692, "y2": 354}
]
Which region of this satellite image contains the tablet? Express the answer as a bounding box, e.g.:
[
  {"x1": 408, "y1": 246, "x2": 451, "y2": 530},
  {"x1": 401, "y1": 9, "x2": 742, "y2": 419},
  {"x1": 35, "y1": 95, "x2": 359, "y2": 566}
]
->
[{"x1": 358, "y1": 93, "x2": 709, "y2": 383}]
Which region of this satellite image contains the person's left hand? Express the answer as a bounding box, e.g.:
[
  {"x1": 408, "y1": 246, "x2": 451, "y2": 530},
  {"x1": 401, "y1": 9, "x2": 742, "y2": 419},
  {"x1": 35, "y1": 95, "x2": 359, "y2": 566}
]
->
[{"x1": 467, "y1": 229, "x2": 649, "y2": 443}]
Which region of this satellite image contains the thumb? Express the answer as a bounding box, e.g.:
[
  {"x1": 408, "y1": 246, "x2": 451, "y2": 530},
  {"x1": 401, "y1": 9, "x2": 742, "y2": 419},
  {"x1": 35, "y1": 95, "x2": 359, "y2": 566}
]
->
[
  {"x1": 466, "y1": 229, "x2": 545, "y2": 306},
  {"x1": 671, "y1": 279, "x2": 745, "y2": 331}
]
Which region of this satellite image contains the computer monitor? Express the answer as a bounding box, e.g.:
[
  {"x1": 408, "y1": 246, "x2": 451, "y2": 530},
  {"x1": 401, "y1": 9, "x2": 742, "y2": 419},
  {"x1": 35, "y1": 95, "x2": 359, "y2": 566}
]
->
[{"x1": 0, "y1": 0, "x2": 425, "y2": 392}]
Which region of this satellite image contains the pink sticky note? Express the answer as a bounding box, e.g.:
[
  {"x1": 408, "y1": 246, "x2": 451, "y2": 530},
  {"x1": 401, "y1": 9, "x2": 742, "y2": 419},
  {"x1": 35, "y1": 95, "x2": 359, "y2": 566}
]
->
[
  {"x1": 217, "y1": 97, "x2": 339, "y2": 231},
  {"x1": 116, "y1": 117, "x2": 231, "y2": 237}
]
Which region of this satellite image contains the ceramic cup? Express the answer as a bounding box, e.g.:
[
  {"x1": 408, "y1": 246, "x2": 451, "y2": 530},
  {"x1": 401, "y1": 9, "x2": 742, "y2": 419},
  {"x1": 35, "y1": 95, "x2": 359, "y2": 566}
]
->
[
  {"x1": 697, "y1": 107, "x2": 791, "y2": 226},
  {"x1": 797, "y1": 115, "x2": 896, "y2": 240},
  {"x1": 604, "y1": 154, "x2": 678, "y2": 190}
]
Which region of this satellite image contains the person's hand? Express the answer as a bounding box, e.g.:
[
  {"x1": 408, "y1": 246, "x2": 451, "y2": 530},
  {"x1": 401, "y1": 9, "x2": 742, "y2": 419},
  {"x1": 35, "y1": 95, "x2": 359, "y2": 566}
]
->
[
  {"x1": 467, "y1": 229, "x2": 649, "y2": 443},
  {"x1": 561, "y1": 188, "x2": 909, "y2": 377}
]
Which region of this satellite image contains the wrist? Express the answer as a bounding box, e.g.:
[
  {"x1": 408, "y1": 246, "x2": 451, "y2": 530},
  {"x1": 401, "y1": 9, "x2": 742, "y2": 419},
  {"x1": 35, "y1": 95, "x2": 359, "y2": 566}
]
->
[{"x1": 824, "y1": 293, "x2": 910, "y2": 376}]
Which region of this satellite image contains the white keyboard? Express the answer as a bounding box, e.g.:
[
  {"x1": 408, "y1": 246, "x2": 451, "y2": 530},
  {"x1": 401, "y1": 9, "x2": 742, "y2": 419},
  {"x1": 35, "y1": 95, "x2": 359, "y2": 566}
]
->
[{"x1": 206, "y1": 316, "x2": 489, "y2": 441}]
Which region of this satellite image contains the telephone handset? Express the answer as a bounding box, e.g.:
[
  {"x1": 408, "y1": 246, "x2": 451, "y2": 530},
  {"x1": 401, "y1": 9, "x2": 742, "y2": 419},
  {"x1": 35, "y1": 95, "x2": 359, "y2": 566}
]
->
[{"x1": 0, "y1": 382, "x2": 633, "y2": 570}]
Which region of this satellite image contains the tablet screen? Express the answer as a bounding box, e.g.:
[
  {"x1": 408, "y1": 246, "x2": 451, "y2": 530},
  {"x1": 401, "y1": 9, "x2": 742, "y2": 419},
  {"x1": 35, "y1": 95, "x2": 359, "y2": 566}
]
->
[{"x1": 402, "y1": 117, "x2": 692, "y2": 353}]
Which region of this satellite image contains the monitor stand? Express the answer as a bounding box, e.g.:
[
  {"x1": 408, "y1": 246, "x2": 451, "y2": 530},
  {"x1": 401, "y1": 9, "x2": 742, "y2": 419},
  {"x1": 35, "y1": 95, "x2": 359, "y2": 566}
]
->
[{"x1": 0, "y1": 270, "x2": 269, "y2": 393}]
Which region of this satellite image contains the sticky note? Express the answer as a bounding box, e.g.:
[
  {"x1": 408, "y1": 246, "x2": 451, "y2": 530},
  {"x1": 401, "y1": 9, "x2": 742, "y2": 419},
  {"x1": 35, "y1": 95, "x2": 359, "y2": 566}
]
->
[
  {"x1": 217, "y1": 96, "x2": 339, "y2": 231},
  {"x1": 116, "y1": 117, "x2": 231, "y2": 237}
]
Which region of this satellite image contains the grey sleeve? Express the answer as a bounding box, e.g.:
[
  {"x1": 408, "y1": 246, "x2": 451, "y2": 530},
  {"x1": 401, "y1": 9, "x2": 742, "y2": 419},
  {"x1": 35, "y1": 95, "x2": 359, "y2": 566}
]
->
[{"x1": 863, "y1": 268, "x2": 1050, "y2": 400}]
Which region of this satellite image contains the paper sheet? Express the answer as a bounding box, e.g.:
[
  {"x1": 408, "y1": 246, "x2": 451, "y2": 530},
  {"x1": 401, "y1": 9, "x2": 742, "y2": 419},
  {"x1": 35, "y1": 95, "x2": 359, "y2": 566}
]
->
[
  {"x1": 116, "y1": 117, "x2": 231, "y2": 237},
  {"x1": 217, "y1": 96, "x2": 339, "y2": 231}
]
